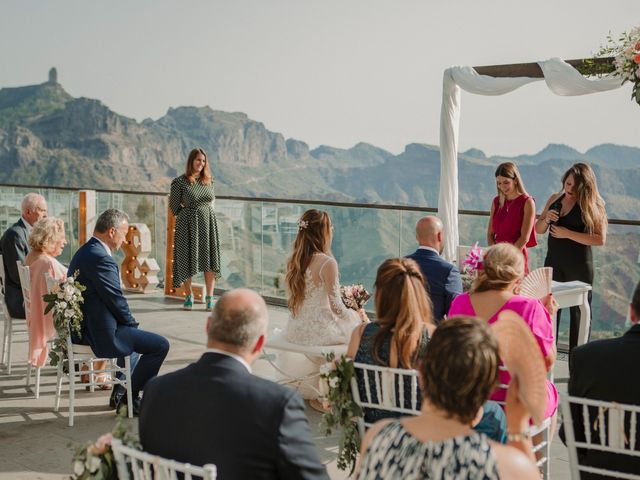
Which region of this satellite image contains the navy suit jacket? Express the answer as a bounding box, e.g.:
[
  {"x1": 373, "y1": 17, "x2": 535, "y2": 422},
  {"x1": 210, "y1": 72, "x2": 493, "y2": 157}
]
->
[
  {"x1": 560, "y1": 324, "x2": 640, "y2": 479},
  {"x1": 0, "y1": 218, "x2": 29, "y2": 318},
  {"x1": 140, "y1": 352, "x2": 329, "y2": 480},
  {"x1": 67, "y1": 237, "x2": 138, "y2": 357},
  {"x1": 406, "y1": 248, "x2": 462, "y2": 323}
]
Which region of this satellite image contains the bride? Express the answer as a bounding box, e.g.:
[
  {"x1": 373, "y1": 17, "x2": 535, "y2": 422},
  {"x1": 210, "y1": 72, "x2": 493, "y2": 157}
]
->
[{"x1": 285, "y1": 209, "x2": 366, "y2": 345}]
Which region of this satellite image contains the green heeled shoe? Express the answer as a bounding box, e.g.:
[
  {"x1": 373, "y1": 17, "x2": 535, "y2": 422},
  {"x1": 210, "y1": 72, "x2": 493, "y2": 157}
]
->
[
  {"x1": 206, "y1": 295, "x2": 215, "y2": 311},
  {"x1": 183, "y1": 294, "x2": 193, "y2": 311}
]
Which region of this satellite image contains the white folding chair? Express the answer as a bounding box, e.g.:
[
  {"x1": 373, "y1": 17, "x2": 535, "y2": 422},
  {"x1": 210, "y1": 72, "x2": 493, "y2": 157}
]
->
[
  {"x1": 0, "y1": 254, "x2": 28, "y2": 374},
  {"x1": 111, "y1": 439, "x2": 217, "y2": 480},
  {"x1": 45, "y1": 273, "x2": 134, "y2": 426},
  {"x1": 16, "y1": 261, "x2": 45, "y2": 398},
  {"x1": 560, "y1": 395, "x2": 640, "y2": 480},
  {"x1": 495, "y1": 365, "x2": 552, "y2": 479},
  {"x1": 349, "y1": 362, "x2": 421, "y2": 438}
]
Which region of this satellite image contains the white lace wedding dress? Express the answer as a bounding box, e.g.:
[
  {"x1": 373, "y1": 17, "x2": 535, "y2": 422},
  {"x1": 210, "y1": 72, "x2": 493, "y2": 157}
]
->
[{"x1": 286, "y1": 253, "x2": 361, "y2": 346}]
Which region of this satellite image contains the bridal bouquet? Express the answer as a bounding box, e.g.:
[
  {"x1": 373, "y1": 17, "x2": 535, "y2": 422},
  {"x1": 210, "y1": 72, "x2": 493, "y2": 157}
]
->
[
  {"x1": 340, "y1": 284, "x2": 371, "y2": 310},
  {"x1": 595, "y1": 25, "x2": 640, "y2": 105},
  {"x1": 43, "y1": 271, "x2": 86, "y2": 370},
  {"x1": 461, "y1": 242, "x2": 483, "y2": 292}
]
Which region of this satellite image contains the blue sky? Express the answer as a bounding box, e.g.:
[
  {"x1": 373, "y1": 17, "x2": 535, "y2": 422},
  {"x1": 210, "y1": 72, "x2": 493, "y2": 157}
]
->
[{"x1": 1, "y1": 0, "x2": 638, "y2": 156}]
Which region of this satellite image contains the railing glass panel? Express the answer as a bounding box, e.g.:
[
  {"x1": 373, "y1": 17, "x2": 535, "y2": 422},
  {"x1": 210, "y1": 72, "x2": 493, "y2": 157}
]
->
[{"x1": 1, "y1": 184, "x2": 637, "y2": 341}]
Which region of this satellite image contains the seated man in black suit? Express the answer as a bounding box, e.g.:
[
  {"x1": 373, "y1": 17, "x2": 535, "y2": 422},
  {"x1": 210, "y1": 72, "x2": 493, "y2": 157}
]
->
[
  {"x1": 406, "y1": 216, "x2": 462, "y2": 323},
  {"x1": 560, "y1": 280, "x2": 640, "y2": 479},
  {"x1": 0, "y1": 193, "x2": 48, "y2": 318},
  {"x1": 139, "y1": 288, "x2": 329, "y2": 480},
  {"x1": 68, "y1": 209, "x2": 169, "y2": 415}
]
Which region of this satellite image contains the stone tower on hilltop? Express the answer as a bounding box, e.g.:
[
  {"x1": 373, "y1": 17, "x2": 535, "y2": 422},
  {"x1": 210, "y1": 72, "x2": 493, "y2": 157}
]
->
[{"x1": 48, "y1": 67, "x2": 58, "y2": 84}]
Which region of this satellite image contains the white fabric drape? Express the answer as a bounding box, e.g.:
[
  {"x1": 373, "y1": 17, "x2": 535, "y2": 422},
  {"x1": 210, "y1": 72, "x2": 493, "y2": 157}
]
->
[{"x1": 438, "y1": 57, "x2": 621, "y2": 261}]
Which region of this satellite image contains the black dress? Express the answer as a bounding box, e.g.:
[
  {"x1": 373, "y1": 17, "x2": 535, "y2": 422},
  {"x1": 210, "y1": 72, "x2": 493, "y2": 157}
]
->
[
  {"x1": 544, "y1": 195, "x2": 593, "y2": 350},
  {"x1": 354, "y1": 323, "x2": 429, "y2": 423}
]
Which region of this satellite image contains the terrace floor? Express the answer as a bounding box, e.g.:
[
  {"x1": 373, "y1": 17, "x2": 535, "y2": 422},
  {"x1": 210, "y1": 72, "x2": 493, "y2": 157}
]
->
[{"x1": 0, "y1": 291, "x2": 571, "y2": 479}]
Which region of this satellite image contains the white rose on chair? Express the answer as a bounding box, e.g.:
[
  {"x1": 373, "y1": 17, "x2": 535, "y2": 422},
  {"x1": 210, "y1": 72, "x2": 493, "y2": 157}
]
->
[{"x1": 43, "y1": 270, "x2": 87, "y2": 372}]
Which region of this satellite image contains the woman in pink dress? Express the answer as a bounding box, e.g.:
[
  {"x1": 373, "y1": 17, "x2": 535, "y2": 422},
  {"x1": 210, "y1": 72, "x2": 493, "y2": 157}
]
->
[
  {"x1": 487, "y1": 162, "x2": 537, "y2": 273},
  {"x1": 24, "y1": 217, "x2": 68, "y2": 368},
  {"x1": 448, "y1": 243, "x2": 559, "y2": 427}
]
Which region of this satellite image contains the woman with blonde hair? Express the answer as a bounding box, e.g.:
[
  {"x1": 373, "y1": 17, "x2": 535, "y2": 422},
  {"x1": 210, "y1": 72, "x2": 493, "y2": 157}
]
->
[
  {"x1": 169, "y1": 148, "x2": 221, "y2": 311},
  {"x1": 285, "y1": 209, "x2": 365, "y2": 346},
  {"x1": 24, "y1": 217, "x2": 68, "y2": 368},
  {"x1": 448, "y1": 243, "x2": 559, "y2": 431},
  {"x1": 535, "y1": 162, "x2": 607, "y2": 350},
  {"x1": 346, "y1": 258, "x2": 436, "y2": 422},
  {"x1": 487, "y1": 162, "x2": 537, "y2": 273}
]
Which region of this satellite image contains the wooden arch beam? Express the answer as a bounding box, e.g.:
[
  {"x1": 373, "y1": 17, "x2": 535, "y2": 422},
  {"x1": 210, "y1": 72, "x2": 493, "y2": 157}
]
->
[{"x1": 473, "y1": 57, "x2": 615, "y2": 78}]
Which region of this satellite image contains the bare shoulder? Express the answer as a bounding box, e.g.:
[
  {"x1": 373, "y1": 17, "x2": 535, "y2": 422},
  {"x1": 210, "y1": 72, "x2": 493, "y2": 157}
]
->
[{"x1": 491, "y1": 443, "x2": 539, "y2": 480}]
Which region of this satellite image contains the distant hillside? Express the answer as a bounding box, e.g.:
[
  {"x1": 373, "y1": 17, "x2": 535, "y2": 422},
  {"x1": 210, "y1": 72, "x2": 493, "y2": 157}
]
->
[{"x1": 1, "y1": 72, "x2": 639, "y2": 219}]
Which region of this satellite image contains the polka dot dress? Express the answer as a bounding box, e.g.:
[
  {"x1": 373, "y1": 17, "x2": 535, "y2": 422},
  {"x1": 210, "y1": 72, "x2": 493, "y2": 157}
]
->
[{"x1": 169, "y1": 174, "x2": 221, "y2": 288}]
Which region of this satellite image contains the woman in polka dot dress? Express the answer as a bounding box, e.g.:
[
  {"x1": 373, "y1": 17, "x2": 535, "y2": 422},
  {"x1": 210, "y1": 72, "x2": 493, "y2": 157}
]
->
[{"x1": 169, "y1": 148, "x2": 221, "y2": 311}]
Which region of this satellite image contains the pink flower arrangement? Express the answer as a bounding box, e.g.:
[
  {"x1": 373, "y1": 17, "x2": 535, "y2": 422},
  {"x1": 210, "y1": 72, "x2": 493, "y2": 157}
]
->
[
  {"x1": 596, "y1": 25, "x2": 640, "y2": 105},
  {"x1": 462, "y1": 242, "x2": 483, "y2": 275}
]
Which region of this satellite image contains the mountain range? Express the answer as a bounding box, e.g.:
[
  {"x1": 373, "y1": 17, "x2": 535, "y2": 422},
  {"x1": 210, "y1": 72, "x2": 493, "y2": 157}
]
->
[{"x1": 1, "y1": 72, "x2": 639, "y2": 219}]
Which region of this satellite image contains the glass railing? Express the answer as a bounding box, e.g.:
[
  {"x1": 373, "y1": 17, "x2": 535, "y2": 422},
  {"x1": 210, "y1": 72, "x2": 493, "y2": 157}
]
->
[{"x1": 1, "y1": 184, "x2": 638, "y2": 343}]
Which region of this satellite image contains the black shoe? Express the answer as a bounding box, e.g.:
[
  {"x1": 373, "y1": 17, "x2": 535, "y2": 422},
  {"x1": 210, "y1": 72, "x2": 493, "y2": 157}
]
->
[
  {"x1": 109, "y1": 384, "x2": 126, "y2": 410},
  {"x1": 116, "y1": 395, "x2": 141, "y2": 417}
]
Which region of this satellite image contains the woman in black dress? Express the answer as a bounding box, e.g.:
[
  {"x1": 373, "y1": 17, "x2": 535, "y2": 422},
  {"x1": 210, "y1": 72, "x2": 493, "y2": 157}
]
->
[{"x1": 535, "y1": 163, "x2": 607, "y2": 350}]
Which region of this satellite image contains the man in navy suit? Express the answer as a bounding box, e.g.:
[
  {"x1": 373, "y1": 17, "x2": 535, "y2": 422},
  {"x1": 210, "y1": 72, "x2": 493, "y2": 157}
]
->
[
  {"x1": 406, "y1": 216, "x2": 462, "y2": 323},
  {"x1": 0, "y1": 193, "x2": 48, "y2": 319},
  {"x1": 140, "y1": 288, "x2": 329, "y2": 480},
  {"x1": 68, "y1": 209, "x2": 169, "y2": 415},
  {"x1": 559, "y1": 281, "x2": 640, "y2": 479}
]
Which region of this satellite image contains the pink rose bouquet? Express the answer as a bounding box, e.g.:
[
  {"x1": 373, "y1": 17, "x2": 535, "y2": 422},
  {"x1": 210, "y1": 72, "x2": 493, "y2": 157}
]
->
[{"x1": 340, "y1": 284, "x2": 371, "y2": 310}]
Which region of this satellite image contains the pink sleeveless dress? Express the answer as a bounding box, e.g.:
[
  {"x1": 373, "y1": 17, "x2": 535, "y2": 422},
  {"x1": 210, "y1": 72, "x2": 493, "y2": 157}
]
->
[
  {"x1": 26, "y1": 254, "x2": 67, "y2": 368},
  {"x1": 448, "y1": 293, "x2": 558, "y2": 419},
  {"x1": 491, "y1": 194, "x2": 537, "y2": 273}
]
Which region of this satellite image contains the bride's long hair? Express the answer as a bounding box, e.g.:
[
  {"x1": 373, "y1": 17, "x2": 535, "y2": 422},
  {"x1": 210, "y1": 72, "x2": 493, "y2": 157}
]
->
[
  {"x1": 373, "y1": 258, "x2": 434, "y2": 369},
  {"x1": 285, "y1": 209, "x2": 332, "y2": 315}
]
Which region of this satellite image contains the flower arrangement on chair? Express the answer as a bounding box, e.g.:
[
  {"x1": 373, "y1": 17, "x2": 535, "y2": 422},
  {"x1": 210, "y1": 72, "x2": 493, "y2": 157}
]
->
[
  {"x1": 71, "y1": 411, "x2": 139, "y2": 479},
  {"x1": 43, "y1": 271, "x2": 86, "y2": 371},
  {"x1": 319, "y1": 351, "x2": 362, "y2": 475},
  {"x1": 595, "y1": 25, "x2": 640, "y2": 105},
  {"x1": 461, "y1": 242, "x2": 483, "y2": 292}
]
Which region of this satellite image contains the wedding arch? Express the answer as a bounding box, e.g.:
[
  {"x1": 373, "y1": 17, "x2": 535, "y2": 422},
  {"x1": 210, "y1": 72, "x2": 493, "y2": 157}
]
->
[{"x1": 437, "y1": 56, "x2": 619, "y2": 261}]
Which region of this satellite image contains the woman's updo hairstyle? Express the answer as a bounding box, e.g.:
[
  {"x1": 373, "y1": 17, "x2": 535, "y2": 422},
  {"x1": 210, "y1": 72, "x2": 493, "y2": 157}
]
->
[
  {"x1": 373, "y1": 258, "x2": 434, "y2": 368},
  {"x1": 471, "y1": 243, "x2": 524, "y2": 294}
]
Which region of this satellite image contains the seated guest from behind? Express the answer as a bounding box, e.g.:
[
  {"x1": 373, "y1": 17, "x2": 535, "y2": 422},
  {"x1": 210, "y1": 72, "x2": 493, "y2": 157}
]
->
[
  {"x1": 285, "y1": 209, "x2": 366, "y2": 346},
  {"x1": 406, "y1": 216, "x2": 462, "y2": 324},
  {"x1": 358, "y1": 316, "x2": 539, "y2": 479},
  {"x1": 0, "y1": 193, "x2": 48, "y2": 319},
  {"x1": 68, "y1": 209, "x2": 169, "y2": 415},
  {"x1": 560, "y1": 280, "x2": 640, "y2": 478},
  {"x1": 448, "y1": 243, "x2": 559, "y2": 441},
  {"x1": 348, "y1": 258, "x2": 506, "y2": 443},
  {"x1": 24, "y1": 217, "x2": 67, "y2": 368},
  {"x1": 140, "y1": 288, "x2": 329, "y2": 480}
]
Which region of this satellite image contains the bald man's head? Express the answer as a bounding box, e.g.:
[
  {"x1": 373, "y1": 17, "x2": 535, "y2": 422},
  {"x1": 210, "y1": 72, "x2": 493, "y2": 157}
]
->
[
  {"x1": 415, "y1": 216, "x2": 444, "y2": 253},
  {"x1": 207, "y1": 288, "x2": 268, "y2": 353}
]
